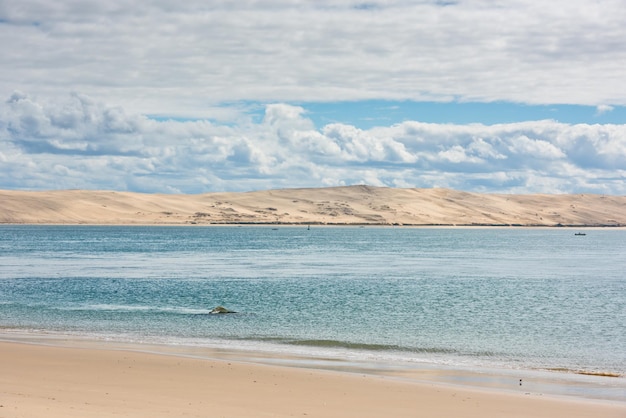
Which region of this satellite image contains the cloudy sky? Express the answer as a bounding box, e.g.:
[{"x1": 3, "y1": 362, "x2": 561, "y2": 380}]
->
[{"x1": 1, "y1": 0, "x2": 625, "y2": 194}]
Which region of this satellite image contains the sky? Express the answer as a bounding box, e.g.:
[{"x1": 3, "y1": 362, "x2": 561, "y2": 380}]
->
[{"x1": 1, "y1": 0, "x2": 625, "y2": 195}]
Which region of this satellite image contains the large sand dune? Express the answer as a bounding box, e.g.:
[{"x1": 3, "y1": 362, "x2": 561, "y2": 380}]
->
[{"x1": 1, "y1": 185, "x2": 625, "y2": 226}]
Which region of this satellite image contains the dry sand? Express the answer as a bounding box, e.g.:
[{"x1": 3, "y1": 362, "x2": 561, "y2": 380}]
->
[
  {"x1": 1, "y1": 341, "x2": 624, "y2": 418},
  {"x1": 1, "y1": 185, "x2": 625, "y2": 226}
]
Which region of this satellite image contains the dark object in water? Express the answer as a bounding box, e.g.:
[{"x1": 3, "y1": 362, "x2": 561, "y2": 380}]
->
[
  {"x1": 574, "y1": 232, "x2": 586, "y2": 236},
  {"x1": 209, "y1": 305, "x2": 236, "y2": 314}
]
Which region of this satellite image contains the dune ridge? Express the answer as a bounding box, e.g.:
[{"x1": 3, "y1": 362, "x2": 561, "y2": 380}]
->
[{"x1": 1, "y1": 185, "x2": 625, "y2": 226}]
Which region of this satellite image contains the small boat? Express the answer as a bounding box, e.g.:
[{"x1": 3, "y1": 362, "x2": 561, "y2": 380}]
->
[{"x1": 574, "y1": 232, "x2": 586, "y2": 236}]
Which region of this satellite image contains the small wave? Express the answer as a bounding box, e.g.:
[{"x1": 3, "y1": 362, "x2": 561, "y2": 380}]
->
[
  {"x1": 61, "y1": 304, "x2": 153, "y2": 313},
  {"x1": 288, "y1": 339, "x2": 401, "y2": 351},
  {"x1": 257, "y1": 337, "x2": 456, "y2": 354},
  {"x1": 61, "y1": 304, "x2": 214, "y2": 315},
  {"x1": 171, "y1": 307, "x2": 216, "y2": 315},
  {"x1": 546, "y1": 368, "x2": 622, "y2": 378}
]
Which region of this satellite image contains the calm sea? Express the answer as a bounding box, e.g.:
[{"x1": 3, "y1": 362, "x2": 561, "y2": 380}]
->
[{"x1": 1, "y1": 225, "x2": 625, "y2": 398}]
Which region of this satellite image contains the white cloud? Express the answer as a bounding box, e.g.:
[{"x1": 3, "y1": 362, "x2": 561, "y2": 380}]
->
[
  {"x1": 2, "y1": 93, "x2": 625, "y2": 194},
  {"x1": 1, "y1": 0, "x2": 625, "y2": 117},
  {"x1": 508, "y1": 135, "x2": 566, "y2": 160},
  {"x1": 596, "y1": 105, "x2": 615, "y2": 115},
  {"x1": 467, "y1": 138, "x2": 507, "y2": 160},
  {"x1": 437, "y1": 145, "x2": 482, "y2": 164}
]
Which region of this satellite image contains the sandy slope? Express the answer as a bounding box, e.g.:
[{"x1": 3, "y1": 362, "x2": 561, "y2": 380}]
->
[{"x1": 1, "y1": 185, "x2": 625, "y2": 226}]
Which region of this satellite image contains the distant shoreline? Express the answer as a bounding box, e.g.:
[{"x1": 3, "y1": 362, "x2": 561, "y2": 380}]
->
[
  {"x1": 2, "y1": 186, "x2": 625, "y2": 227},
  {"x1": 2, "y1": 222, "x2": 625, "y2": 228}
]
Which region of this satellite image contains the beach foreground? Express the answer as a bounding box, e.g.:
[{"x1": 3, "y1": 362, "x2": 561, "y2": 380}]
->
[{"x1": 1, "y1": 342, "x2": 624, "y2": 418}]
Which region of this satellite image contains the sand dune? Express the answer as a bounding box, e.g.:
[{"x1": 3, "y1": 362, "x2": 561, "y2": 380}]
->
[{"x1": 1, "y1": 185, "x2": 625, "y2": 226}]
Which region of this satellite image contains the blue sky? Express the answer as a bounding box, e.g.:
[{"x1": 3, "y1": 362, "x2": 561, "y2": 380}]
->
[
  {"x1": 1, "y1": 1, "x2": 625, "y2": 194},
  {"x1": 283, "y1": 101, "x2": 626, "y2": 127},
  {"x1": 157, "y1": 101, "x2": 626, "y2": 127}
]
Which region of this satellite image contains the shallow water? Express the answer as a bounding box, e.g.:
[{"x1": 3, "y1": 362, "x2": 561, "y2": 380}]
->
[{"x1": 1, "y1": 225, "x2": 625, "y2": 398}]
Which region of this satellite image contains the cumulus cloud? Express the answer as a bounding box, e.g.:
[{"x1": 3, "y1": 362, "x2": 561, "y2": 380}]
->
[
  {"x1": 1, "y1": 93, "x2": 625, "y2": 194},
  {"x1": 596, "y1": 105, "x2": 615, "y2": 116},
  {"x1": 1, "y1": 0, "x2": 626, "y2": 117}
]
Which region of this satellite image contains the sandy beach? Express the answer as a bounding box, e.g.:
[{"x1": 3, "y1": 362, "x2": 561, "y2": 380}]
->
[
  {"x1": 1, "y1": 186, "x2": 625, "y2": 226},
  {"x1": 1, "y1": 341, "x2": 624, "y2": 418}
]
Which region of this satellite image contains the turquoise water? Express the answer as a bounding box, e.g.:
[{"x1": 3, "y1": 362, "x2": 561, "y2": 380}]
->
[{"x1": 1, "y1": 226, "x2": 625, "y2": 385}]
